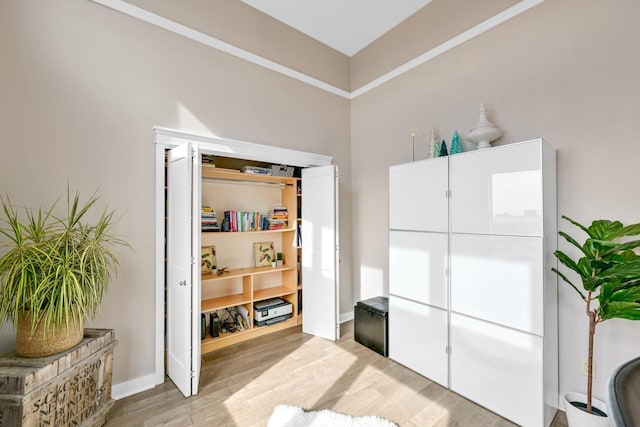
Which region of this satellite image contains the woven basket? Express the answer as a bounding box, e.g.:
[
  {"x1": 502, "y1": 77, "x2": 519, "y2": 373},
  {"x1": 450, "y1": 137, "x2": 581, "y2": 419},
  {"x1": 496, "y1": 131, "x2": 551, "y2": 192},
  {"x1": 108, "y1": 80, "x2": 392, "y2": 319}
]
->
[{"x1": 16, "y1": 311, "x2": 84, "y2": 358}]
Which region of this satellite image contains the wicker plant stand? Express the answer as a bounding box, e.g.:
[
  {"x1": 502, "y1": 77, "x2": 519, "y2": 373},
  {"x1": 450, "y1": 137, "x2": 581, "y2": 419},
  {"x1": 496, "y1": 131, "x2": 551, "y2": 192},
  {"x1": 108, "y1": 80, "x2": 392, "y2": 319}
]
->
[{"x1": 0, "y1": 329, "x2": 115, "y2": 427}]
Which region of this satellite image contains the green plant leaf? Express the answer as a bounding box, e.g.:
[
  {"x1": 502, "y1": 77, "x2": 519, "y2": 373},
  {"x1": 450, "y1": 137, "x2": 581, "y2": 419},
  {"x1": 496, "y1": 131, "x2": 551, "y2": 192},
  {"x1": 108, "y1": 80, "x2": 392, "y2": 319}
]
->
[
  {"x1": 562, "y1": 215, "x2": 591, "y2": 237},
  {"x1": 554, "y1": 250, "x2": 582, "y2": 276},
  {"x1": 588, "y1": 220, "x2": 623, "y2": 241},
  {"x1": 597, "y1": 261, "x2": 640, "y2": 282},
  {"x1": 586, "y1": 239, "x2": 618, "y2": 254},
  {"x1": 551, "y1": 267, "x2": 586, "y2": 300},
  {"x1": 600, "y1": 301, "x2": 640, "y2": 321},
  {"x1": 577, "y1": 258, "x2": 594, "y2": 282},
  {"x1": 600, "y1": 240, "x2": 640, "y2": 258},
  {"x1": 619, "y1": 223, "x2": 640, "y2": 237},
  {"x1": 558, "y1": 231, "x2": 588, "y2": 256}
]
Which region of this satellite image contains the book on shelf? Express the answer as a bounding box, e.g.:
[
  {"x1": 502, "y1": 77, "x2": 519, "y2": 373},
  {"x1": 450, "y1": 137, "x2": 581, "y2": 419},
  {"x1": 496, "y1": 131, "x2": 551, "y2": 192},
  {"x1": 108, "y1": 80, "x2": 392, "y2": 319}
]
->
[
  {"x1": 201, "y1": 206, "x2": 219, "y2": 232},
  {"x1": 268, "y1": 206, "x2": 288, "y2": 230},
  {"x1": 222, "y1": 210, "x2": 269, "y2": 232}
]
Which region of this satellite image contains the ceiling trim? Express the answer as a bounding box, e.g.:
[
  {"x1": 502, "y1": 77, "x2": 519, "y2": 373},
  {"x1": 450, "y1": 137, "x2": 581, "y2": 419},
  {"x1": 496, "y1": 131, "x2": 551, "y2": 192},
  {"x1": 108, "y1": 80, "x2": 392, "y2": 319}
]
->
[
  {"x1": 89, "y1": 0, "x2": 544, "y2": 100},
  {"x1": 89, "y1": 0, "x2": 351, "y2": 98},
  {"x1": 350, "y1": 0, "x2": 545, "y2": 98},
  {"x1": 154, "y1": 127, "x2": 334, "y2": 167}
]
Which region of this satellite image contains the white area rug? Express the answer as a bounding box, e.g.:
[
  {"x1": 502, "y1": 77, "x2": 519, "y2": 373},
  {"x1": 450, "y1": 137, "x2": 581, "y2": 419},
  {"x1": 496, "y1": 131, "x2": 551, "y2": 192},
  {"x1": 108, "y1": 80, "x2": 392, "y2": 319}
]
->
[{"x1": 268, "y1": 404, "x2": 398, "y2": 427}]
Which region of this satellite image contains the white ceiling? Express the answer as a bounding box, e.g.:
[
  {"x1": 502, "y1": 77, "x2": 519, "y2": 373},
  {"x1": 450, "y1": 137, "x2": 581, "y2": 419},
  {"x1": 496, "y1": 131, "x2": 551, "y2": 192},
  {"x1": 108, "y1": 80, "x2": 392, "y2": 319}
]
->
[{"x1": 240, "y1": 0, "x2": 433, "y2": 56}]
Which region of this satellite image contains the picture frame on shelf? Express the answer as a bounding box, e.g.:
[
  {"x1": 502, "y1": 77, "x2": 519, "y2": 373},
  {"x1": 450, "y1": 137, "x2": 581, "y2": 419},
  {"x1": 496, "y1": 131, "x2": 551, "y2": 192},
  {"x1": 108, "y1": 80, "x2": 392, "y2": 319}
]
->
[
  {"x1": 254, "y1": 241, "x2": 275, "y2": 267},
  {"x1": 201, "y1": 246, "x2": 217, "y2": 275}
]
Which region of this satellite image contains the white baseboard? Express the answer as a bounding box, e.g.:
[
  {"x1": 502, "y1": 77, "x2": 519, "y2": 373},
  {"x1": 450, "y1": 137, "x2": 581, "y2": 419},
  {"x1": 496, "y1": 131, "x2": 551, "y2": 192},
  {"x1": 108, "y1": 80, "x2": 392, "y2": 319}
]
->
[
  {"x1": 112, "y1": 373, "x2": 159, "y2": 400},
  {"x1": 340, "y1": 311, "x2": 354, "y2": 323}
]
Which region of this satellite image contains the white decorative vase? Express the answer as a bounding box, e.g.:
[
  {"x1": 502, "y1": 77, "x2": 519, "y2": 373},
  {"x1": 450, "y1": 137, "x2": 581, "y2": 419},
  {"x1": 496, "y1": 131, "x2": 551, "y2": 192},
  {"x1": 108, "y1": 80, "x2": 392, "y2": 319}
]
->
[
  {"x1": 467, "y1": 103, "x2": 502, "y2": 149},
  {"x1": 564, "y1": 392, "x2": 610, "y2": 427}
]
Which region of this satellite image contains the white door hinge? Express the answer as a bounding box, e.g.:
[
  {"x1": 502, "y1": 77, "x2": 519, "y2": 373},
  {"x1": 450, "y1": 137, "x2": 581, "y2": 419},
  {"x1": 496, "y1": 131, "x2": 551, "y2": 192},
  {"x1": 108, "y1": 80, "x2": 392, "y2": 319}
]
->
[{"x1": 190, "y1": 370, "x2": 196, "y2": 378}]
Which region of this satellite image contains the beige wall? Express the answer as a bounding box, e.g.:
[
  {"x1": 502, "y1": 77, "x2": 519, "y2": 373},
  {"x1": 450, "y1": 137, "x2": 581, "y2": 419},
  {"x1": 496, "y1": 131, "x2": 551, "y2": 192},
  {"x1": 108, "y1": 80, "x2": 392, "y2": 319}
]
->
[
  {"x1": 350, "y1": 0, "x2": 519, "y2": 91},
  {"x1": 127, "y1": 0, "x2": 351, "y2": 91},
  {"x1": 351, "y1": 0, "x2": 640, "y2": 405},
  {"x1": 0, "y1": 0, "x2": 351, "y2": 386}
]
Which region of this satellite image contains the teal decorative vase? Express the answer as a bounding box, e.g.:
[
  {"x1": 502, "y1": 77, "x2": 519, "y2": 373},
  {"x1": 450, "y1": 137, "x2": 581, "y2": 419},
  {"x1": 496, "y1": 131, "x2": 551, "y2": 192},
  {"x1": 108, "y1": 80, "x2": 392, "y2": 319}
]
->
[{"x1": 450, "y1": 131, "x2": 463, "y2": 154}]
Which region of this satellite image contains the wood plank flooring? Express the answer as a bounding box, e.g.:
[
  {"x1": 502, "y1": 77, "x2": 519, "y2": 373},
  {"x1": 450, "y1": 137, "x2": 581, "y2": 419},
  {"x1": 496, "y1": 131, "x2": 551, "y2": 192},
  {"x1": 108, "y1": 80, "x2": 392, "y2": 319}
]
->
[{"x1": 106, "y1": 321, "x2": 569, "y2": 426}]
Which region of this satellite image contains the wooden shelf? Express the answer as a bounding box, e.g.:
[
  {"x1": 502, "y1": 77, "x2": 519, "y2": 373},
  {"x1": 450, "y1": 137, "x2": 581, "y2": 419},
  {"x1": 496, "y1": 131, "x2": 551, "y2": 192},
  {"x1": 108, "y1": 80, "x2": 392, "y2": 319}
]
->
[
  {"x1": 201, "y1": 317, "x2": 299, "y2": 354},
  {"x1": 254, "y1": 286, "x2": 296, "y2": 301},
  {"x1": 202, "y1": 294, "x2": 250, "y2": 312},
  {"x1": 198, "y1": 164, "x2": 301, "y2": 354},
  {"x1": 202, "y1": 228, "x2": 295, "y2": 235},
  {"x1": 202, "y1": 168, "x2": 297, "y2": 185},
  {"x1": 202, "y1": 264, "x2": 296, "y2": 282}
]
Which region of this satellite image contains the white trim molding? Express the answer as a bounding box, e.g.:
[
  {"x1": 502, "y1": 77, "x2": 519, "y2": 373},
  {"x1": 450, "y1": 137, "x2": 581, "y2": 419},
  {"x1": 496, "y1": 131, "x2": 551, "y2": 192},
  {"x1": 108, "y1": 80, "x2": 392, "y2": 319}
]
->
[
  {"x1": 154, "y1": 127, "x2": 333, "y2": 167},
  {"x1": 88, "y1": 0, "x2": 544, "y2": 100},
  {"x1": 350, "y1": 0, "x2": 545, "y2": 98},
  {"x1": 340, "y1": 311, "x2": 354, "y2": 324},
  {"x1": 112, "y1": 373, "x2": 159, "y2": 400},
  {"x1": 88, "y1": 0, "x2": 350, "y2": 99}
]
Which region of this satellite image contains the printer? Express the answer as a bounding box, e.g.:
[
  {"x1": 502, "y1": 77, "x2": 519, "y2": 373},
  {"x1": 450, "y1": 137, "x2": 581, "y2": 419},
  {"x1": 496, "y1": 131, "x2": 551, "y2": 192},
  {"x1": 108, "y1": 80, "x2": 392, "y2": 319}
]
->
[{"x1": 254, "y1": 297, "x2": 292, "y2": 326}]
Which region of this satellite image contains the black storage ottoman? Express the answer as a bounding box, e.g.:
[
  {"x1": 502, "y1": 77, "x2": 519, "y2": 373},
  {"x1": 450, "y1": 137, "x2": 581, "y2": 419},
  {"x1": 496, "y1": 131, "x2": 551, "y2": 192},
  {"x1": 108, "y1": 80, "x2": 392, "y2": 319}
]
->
[{"x1": 354, "y1": 296, "x2": 388, "y2": 356}]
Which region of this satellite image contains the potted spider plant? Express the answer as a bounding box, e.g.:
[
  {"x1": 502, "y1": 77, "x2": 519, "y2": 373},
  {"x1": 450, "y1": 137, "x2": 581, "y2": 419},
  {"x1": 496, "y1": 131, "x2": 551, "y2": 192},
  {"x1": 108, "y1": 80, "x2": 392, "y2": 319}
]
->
[
  {"x1": 0, "y1": 188, "x2": 127, "y2": 358},
  {"x1": 552, "y1": 216, "x2": 640, "y2": 427}
]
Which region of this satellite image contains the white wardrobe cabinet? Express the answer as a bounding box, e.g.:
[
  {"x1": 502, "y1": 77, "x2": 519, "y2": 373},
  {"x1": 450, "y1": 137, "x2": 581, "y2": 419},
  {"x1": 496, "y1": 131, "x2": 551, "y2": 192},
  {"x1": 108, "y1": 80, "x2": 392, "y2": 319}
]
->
[
  {"x1": 450, "y1": 233, "x2": 544, "y2": 336},
  {"x1": 450, "y1": 313, "x2": 544, "y2": 426},
  {"x1": 389, "y1": 231, "x2": 447, "y2": 309},
  {"x1": 389, "y1": 295, "x2": 448, "y2": 387},
  {"x1": 388, "y1": 139, "x2": 558, "y2": 427},
  {"x1": 449, "y1": 141, "x2": 543, "y2": 236},
  {"x1": 389, "y1": 157, "x2": 448, "y2": 232}
]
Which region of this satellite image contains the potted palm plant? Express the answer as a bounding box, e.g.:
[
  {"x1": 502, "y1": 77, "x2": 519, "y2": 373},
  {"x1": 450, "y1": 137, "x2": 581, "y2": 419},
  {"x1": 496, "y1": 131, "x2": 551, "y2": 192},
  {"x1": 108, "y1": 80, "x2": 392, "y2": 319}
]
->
[
  {"x1": 0, "y1": 188, "x2": 127, "y2": 358},
  {"x1": 552, "y1": 216, "x2": 640, "y2": 427}
]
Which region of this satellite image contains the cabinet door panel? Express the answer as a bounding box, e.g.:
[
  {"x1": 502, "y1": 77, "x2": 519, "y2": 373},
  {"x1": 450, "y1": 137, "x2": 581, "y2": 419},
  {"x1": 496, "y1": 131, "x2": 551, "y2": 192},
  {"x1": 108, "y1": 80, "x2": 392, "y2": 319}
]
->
[
  {"x1": 450, "y1": 141, "x2": 542, "y2": 236},
  {"x1": 450, "y1": 314, "x2": 543, "y2": 427},
  {"x1": 389, "y1": 231, "x2": 447, "y2": 309},
  {"x1": 302, "y1": 165, "x2": 339, "y2": 341},
  {"x1": 450, "y1": 234, "x2": 543, "y2": 335},
  {"x1": 389, "y1": 157, "x2": 448, "y2": 232},
  {"x1": 389, "y1": 296, "x2": 448, "y2": 387}
]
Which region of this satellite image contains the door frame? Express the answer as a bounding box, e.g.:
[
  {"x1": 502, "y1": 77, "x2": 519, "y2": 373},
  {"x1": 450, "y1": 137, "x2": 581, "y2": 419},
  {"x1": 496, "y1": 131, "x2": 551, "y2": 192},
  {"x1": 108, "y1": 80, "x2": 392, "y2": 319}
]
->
[{"x1": 153, "y1": 126, "x2": 333, "y2": 386}]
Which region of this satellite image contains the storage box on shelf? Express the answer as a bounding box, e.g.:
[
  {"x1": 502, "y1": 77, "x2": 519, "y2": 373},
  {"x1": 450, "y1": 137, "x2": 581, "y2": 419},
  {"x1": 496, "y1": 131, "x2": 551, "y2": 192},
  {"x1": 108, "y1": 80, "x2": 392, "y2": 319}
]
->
[{"x1": 200, "y1": 168, "x2": 300, "y2": 354}]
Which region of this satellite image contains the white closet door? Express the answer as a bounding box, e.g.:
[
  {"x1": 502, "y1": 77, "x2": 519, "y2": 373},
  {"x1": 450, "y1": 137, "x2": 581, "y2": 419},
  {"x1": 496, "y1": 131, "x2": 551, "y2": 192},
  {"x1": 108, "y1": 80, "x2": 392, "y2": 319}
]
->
[
  {"x1": 302, "y1": 165, "x2": 340, "y2": 341},
  {"x1": 450, "y1": 140, "x2": 543, "y2": 236},
  {"x1": 166, "y1": 143, "x2": 201, "y2": 397},
  {"x1": 450, "y1": 234, "x2": 543, "y2": 335},
  {"x1": 389, "y1": 157, "x2": 448, "y2": 232},
  {"x1": 450, "y1": 313, "x2": 543, "y2": 427},
  {"x1": 389, "y1": 296, "x2": 448, "y2": 387},
  {"x1": 389, "y1": 230, "x2": 447, "y2": 309}
]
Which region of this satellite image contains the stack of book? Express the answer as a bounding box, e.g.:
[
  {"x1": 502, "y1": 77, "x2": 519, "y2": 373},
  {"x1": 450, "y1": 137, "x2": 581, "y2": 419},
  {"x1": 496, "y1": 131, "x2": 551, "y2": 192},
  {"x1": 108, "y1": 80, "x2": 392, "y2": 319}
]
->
[
  {"x1": 268, "y1": 207, "x2": 289, "y2": 230},
  {"x1": 201, "y1": 206, "x2": 219, "y2": 232},
  {"x1": 223, "y1": 210, "x2": 267, "y2": 232}
]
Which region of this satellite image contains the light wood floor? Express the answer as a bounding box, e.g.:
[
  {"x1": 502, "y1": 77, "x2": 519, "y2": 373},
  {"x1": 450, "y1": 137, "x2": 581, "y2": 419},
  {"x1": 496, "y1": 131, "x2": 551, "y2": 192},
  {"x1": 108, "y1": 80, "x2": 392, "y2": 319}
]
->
[{"x1": 106, "y1": 321, "x2": 569, "y2": 426}]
